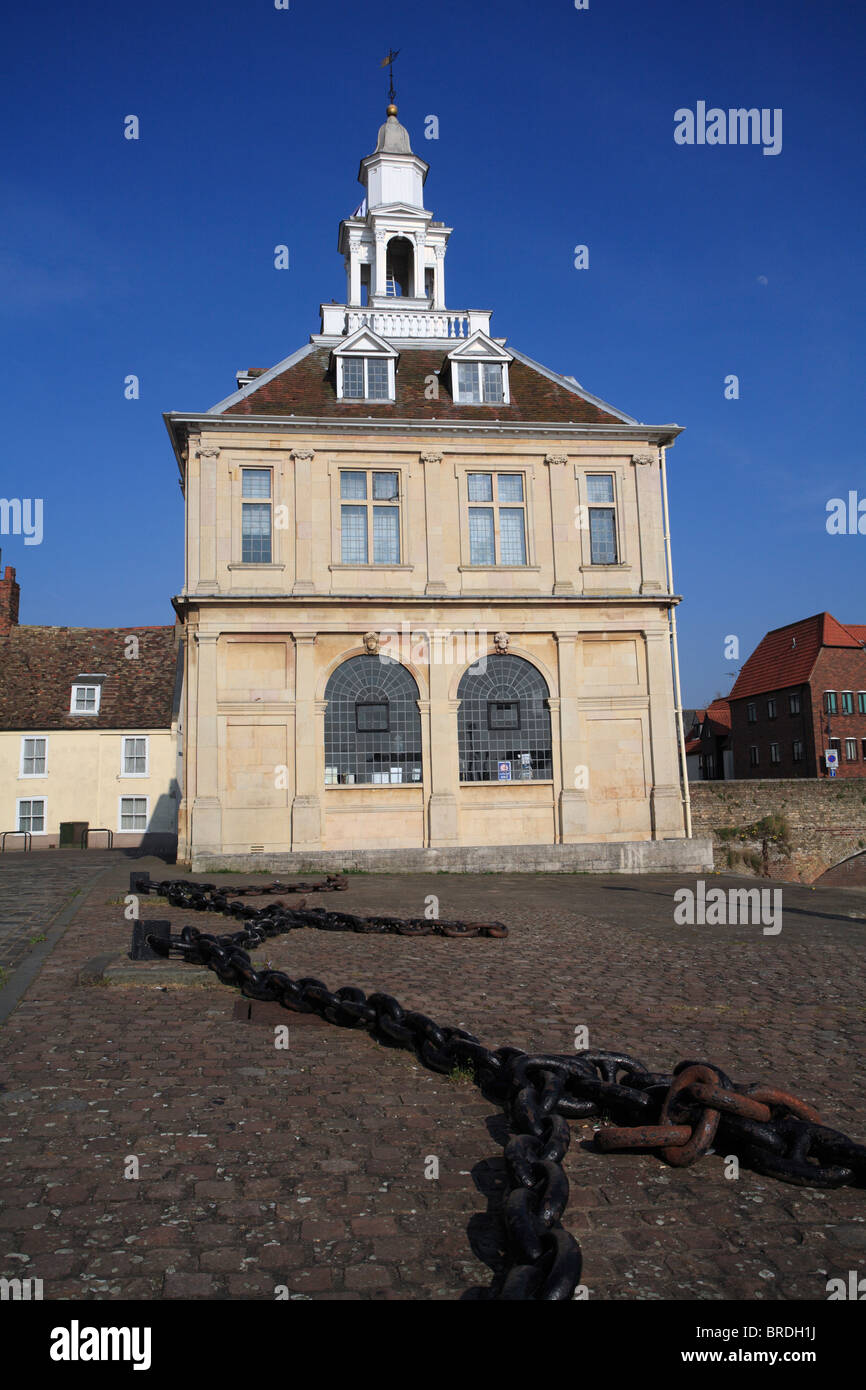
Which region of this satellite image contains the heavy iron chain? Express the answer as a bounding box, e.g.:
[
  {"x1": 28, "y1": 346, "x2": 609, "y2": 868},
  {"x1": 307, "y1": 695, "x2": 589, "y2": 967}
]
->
[{"x1": 132, "y1": 872, "x2": 866, "y2": 1300}]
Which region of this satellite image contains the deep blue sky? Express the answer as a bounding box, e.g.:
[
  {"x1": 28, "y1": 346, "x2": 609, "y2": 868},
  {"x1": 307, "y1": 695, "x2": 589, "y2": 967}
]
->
[{"x1": 1, "y1": 0, "x2": 863, "y2": 706}]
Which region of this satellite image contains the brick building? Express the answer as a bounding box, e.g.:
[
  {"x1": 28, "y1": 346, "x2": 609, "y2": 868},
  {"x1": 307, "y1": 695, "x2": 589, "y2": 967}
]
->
[
  {"x1": 728, "y1": 613, "x2": 866, "y2": 779},
  {"x1": 685, "y1": 698, "x2": 732, "y2": 780}
]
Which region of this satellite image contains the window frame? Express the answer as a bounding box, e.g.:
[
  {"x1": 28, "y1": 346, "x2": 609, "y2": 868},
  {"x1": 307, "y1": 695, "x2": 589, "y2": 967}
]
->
[
  {"x1": 453, "y1": 360, "x2": 508, "y2": 405},
  {"x1": 841, "y1": 691, "x2": 854, "y2": 715},
  {"x1": 747, "y1": 702, "x2": 757, "y2": 723},
  {"x1": 792, "y1": 740, "x2": 804, "y2": 763},
  {"x1": 769, "y1": 742, "x2": 781, "y2": 764},
  {"x1": 845, "y1": 737, "x2": 858, "y2": 762},
  {"x1": 749, "y1": 745, "x2": 759, "y2": 767},
  {"x1": 767, "y1": 698, "x2": 777, "y2": 720},
  {"x1": 859, "y1": 692, "x2": 866, "y2": 715},
  {"x1": 788, "y1": 692, "x2": 801, "y2": 715},
  {"x1": 121, "y1": 735, "x2": 150, "y2": 778},
  {"x1": 17, "y1": 797, "x2": 46, "y2": 834},
  {"x1": 338, "y1": 468, "x2": 402, "y2": 566},
  {"x1": 335, "y1": 353, "x2": 396, "y2": 402},
  {"x1": 70, "y1": 683, "x2": 101, "y2": 716},
  {"x1": 825, "y1": 690, "x2": 838, "y2": 715},
  {"x1": 118, "y1": 794, "x2": 150, "y2": 833},
  {"x1": 19, "y1": 736, "x2": 47, "y2": 778},
  {"x1": 463, "y1": 471, "x2": 529, "y2": 568},
  {"x1": 241, "y1": 467, "x2": 273, "y2": 565}
]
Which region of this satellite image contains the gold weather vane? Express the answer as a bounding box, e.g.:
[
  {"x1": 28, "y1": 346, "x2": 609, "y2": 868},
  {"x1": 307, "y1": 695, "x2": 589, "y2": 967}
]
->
[{"x1": 380, "y1": 48, "x2": 401, "y2": 106}]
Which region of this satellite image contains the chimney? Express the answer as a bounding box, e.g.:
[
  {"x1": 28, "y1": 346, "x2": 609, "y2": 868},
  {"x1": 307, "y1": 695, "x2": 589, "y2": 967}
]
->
[{"x1": 0, "y1": 559, "x2": 20, "y2": 635}]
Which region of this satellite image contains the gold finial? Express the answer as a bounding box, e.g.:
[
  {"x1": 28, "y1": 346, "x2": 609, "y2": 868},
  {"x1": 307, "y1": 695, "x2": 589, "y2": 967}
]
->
[{"x1": 386, "y1": 103, "x2": 398, "y2": 117}]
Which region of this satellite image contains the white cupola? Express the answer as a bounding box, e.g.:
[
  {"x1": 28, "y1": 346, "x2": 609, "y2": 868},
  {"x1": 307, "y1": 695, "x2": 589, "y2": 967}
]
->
[{"x1": 337, "y1": 103, "x2": 452, "y2": 312}]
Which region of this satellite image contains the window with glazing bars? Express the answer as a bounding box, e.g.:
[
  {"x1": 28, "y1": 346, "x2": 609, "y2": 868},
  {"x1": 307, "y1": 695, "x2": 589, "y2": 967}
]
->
[
  {"x1": 341, "y1": 357, "x2": 391, "y2": 399},
  {"x1": 340, "y1": 471, "x2": 400, "y2": 564},
  {"x1": 324, "y1": 655, "x2": 422, "y2": 784},
  {"x1": 586, "y1": 475, "x2": 618, "y2": 564},
  {"x1": 21, "y1": 738, "x2": 46, "y2": 775},
  {"x1": 455, "y1": 362, "x2": 504, "y2": 403},
  {"x1": 467, "y1": 473, "x2": 526, "y2": 565},
  {"x1": 457, "y1": 655, "x2": 552, "y2": 782},
  {"x1": 123, "y1": 737, "x2": 148, "y2": 775},
  {"x1": 18, "y1": 799, "x2": 45, "y2": 832},
  {"x1": 242, "y1": 469, "x2": 272, "y2": 563}
]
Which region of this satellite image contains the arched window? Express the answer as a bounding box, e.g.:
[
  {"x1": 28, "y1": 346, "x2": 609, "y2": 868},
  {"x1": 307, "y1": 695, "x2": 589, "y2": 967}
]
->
[
  {"x1": 324, "y1": 655, "x2": 422, "y2": 785},
  {"x1": 386, "y1": 236, "x2": 414, "y2": 297},
  {"x1": 457, "y1": 655, "x2": 552, "y2": 783}
]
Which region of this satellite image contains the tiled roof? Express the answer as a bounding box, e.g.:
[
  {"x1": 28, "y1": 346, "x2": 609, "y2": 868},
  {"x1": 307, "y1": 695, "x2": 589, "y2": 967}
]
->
[
  {"x1": 0, "y1": 626, "x2": 180, "y2": 731},
  {"x1": 221, "y1": 347, "x2": 626, "y2": 424},
  {"x1": 704, "y1": 698, "x2": 731, "y2": 733},
  {"x1": 729, "y1": 613, "x2": 866, "y2": 702},
  {"x1": 685, "y1": 737, "x2": 701, "y2": 755}
]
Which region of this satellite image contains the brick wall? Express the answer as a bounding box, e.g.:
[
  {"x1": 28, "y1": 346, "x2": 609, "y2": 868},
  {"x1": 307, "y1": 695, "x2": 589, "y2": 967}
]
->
[
  {"x1": 0, "y1": 565, "x2": 20, "y2": 635},
  {"x1": 690, "y1": 778, "x2": 866, "y2": 881}
]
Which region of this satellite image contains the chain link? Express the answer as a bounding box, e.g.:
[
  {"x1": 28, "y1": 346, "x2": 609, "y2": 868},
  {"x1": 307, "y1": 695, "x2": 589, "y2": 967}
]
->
[{"x1": 132, "y1": 873, "x2": 866, "y2": 1298}]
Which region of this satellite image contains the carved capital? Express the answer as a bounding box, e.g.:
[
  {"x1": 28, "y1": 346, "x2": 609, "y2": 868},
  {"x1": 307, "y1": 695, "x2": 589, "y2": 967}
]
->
[
  {"x1": 434, "y1": 245, "x2": 446, "y2": 261},
  {"x1": 196, "y1": 446, "x2": 221, "y2": 460},
  {"x1": 420, "y1": 450, "x2": 443, "y2": 465},
  {"x1": 290, "y1": 448, "x2": 314, "y2": 462},
  {"x1": 544, "y1": 453, "x2": 568, "y2": 467},
  {"x1": 631, "y1": 452, "x2": 655, "y2": 467},
  {"x1": 374, "y1": 230, "x2": 388, "y2": 245}
]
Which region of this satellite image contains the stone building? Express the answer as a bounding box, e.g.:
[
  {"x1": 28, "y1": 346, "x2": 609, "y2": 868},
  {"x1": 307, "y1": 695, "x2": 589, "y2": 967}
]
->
[{"x1": 167, "y1": 103, "x2": 701, "y2": 871}]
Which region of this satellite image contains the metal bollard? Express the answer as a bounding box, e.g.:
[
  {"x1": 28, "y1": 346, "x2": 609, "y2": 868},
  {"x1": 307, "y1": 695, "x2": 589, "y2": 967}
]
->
[{"x1": 130, "y1": 919, "x2": 171, "y2": 961}]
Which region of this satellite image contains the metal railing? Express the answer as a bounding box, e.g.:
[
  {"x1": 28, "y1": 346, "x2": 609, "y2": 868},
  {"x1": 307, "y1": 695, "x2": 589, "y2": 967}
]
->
[
  {"x1": 81, "y1": 828, "x2": 113, "y2": 849},
  {"x1": 1, "y1": 831, "x2": 32, "y2": 852}
]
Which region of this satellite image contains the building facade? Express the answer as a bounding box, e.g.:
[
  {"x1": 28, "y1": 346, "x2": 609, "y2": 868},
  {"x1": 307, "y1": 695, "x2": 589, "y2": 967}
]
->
[
  {"x1": 728, "y1": 613, "x2": 866, "y2": 779},
  {"x1": 168, "y1": 105, "x2": 695, "y2": 869},
  {"x1": 0, "y1": 565, "x2": 182, "y2": 853}
]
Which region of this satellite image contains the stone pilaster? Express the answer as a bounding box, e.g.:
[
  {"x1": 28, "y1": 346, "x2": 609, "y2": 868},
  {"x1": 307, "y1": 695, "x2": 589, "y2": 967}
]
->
[
  {"x1": 544, "y1": 453, "x2": 575, "y2": 595},
  {"x1": 291, "y1": 449, "x2": 314, "y2": 593},
  {"x1": 644, "y1": 630, "x2": 685, "y2": 836},
  {"x1": 420, "y1": 451, "x2": 446, "y2": 594},
  {"x1": 190, "y1": 632, "x2": 222, "y2": 853},
  {"x1": 555, "y1": 633, "x2": 588, "y2": 840},
  {"x1": 291, "y1": 635, "x2": 323, "y2": 848}
]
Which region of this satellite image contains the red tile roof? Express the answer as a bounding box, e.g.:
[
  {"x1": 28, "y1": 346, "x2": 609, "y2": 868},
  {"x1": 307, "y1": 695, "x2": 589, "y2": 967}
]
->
[
  {"x1": 704, "y1": 699, "x2": 731, "y2": 733},
  {"x1": 221, "y1": 347, "x2": 626, "y2": 424},
  {"x1": 729, "y1": 613, "x2": 866, "y2": 701},
  {"x1": 0, "y1": 626, "x2": 180, "y2": 731}
]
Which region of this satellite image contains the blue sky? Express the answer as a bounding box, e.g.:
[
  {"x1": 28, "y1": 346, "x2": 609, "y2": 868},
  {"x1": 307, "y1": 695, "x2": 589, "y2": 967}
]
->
[{"x1": 1, "y1": 0, "x2": 863, "y2": 706}]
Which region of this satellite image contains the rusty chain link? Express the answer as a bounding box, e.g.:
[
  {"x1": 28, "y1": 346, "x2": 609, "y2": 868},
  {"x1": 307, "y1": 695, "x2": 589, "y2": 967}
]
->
[{"x1": 131, "y1": 872, "x2": 866, "y2": 1299}]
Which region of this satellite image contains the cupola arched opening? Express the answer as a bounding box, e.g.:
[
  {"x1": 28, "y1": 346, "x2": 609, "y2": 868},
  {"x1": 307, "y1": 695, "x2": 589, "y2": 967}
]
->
[
  {"x1": 324, "y1": 654, "x2": 422, "y2": 785},
  {"x1": 457, "y1": 655, "x2": 552, "y2": 783},
  {"x1": 385, "y1": 236, "x2": 414, "y2": 297}
]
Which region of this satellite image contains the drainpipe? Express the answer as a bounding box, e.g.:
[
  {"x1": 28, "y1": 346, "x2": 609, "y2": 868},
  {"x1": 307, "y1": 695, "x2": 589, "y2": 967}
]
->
[{"x1": 660, "y1": 445, "x2": 692, "y2": 837}]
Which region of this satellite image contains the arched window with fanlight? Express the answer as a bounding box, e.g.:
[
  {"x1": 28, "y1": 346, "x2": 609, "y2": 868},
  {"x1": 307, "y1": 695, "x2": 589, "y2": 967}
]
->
[
  {"x1": 323, "y1": 654, "x2": 423, "y2": 786},
  {"x1": 457, "y1": 655, "x2": 552, "y2": 783}
]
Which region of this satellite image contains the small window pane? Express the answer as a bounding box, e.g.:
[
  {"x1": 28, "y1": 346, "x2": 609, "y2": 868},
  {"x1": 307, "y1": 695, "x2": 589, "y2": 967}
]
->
[
  {"x1": 342, "y1": 358, "x2": 365, "y2": 397},
  {"x1": 372, "y1": 472, "x2": 399, "y2": 500},
  {"x1": 366, "y1": 359, "x2": 389, "y2": 398},
  {"x1": 457, "y1": 363, "x2": 481, "y2": 402},
  {"x1": 586, "y1": 475, "x2": 614, "y2": 504},
  {"x1": 488, "y1": 700, "x2": 519, "y2": 730},
  {"x1": 340, "y1": 472, "x2": 367, "y2": 500},
  {"x1": 341, "y1": 505, "x2": 368, "y2": 564},
  {"x1": 499, "y1": 508, "x2": 527, "y2": 565},
  {"x1": 482, "y1": 364, "x2": 503, "y2": 402},
  {"x1": 23, "y1": 738, "x2": 46, "y2": 775},
  {"x1": 469, "y1": 508, "x2": 495, "y2": 565},
  {"x1": 859, "y1": 693, "x2": 866, "y2": 715},
  {"x1": 19, "y1": 799, "x2": 45, "y2": 833},
  {"x1": 356, "y1": 702, "x2": 389, "y2": 733},
  {"x1": 468, "y1": 473, "x2": 493, "y2": 502},
  {"x1": 845, "y1": 738, "x2": 858, "y2": 761},
  {"x1": 372, "y1": 506, "x2": 400, "y2": 564},
  {"x1": 242, "y1": 469, "x2": 270, "y2": 499},
  {"x1": 589, "y1": 508, "x2": 617, "y2": 564},
  {"x1": 497, "y1": 474, "x2": 523, "y2": 503},
  {"x1": 841, "y1": 692, "x2": 854, "y2": 714},
  {"x1": 124, "y1": 737, "x2": 147, "y2": 775},
  {"x1": 242, "y1": 503, "x2": 272, "y2": 563}
]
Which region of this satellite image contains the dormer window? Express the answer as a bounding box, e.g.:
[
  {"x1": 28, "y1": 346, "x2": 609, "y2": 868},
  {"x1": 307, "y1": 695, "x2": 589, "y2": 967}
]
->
[
  {"x1": 342, "y1": 357, "x2": 390, "y2": 400},
  {"x1": 333, "y1": 327, "x2": 398, "y2": 403},
  {"x1": 446, "y1": 331, "x2": 512, "y2": 407},
  {"x1": 70, "y1": 682, "x2": 102, "y2": 715},
  {"x1": 456, "y1": 362, "x2": 504, "y2": 404}
]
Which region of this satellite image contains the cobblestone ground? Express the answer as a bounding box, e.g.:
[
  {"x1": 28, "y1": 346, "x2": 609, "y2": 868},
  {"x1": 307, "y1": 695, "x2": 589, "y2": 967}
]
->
[
  {"x1": 0, "y1": 851, "x2": 116, "y2": 978},
  {"x1": 0, "y1": 858, "x2": 865, "y2": 1301}
]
